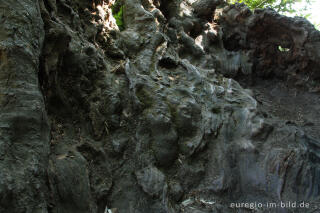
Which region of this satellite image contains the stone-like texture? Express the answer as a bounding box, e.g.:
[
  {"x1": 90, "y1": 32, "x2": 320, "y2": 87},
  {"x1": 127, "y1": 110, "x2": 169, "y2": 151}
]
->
[
  {"x1": 1, "y1": 0, "x2": 320, "y2": 213},
  {"x1": 193, "y1": 0, "x2": 223, "y2": 19},
  {"x1": 48, "y1": 151, "x2": 95, "y2": 213},
  {"x1": 215, "y1": 3, "x2": 320, "y2": 88},
  {"x1": 0, "y1": 1, "x2": 50, "y2": 213},
  {"x1": 135, "y1": 166, "x2": 166, "y2": 197}
]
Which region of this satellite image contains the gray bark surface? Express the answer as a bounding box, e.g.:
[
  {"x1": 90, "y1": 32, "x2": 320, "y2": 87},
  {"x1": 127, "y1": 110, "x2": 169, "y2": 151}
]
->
[{"x1": 1, "y1": 0, "x2": 320, "y2": 213}]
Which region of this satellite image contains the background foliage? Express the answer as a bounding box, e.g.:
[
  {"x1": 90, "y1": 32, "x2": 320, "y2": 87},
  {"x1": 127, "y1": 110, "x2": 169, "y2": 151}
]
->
[
  {"x1": 227, "y1": 0, "x2": 318, "y2": 29},
  {"x1": 112, "y1": 2, "x2": 124, "y2": 31},
  {"x1": 227, "y1": 0, "x2": 311, "y2": 13}
]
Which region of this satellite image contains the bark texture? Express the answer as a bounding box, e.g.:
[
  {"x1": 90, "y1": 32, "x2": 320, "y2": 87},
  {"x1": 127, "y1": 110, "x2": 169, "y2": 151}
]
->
[
  {"x1": 0, "y1": 1, "x2": 49, "y2": 213},
  {"x1": 1, "y1": 0, "x2": 320, "y2": 213}
]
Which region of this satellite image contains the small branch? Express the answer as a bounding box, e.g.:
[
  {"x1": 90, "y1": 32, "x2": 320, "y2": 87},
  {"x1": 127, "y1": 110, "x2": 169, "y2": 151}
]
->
[{"x1": 256, "y1": 0, "x2": 270, "y2": 8}]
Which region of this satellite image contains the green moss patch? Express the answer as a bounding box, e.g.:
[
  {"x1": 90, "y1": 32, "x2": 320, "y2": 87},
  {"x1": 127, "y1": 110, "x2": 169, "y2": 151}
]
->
[{"x1": 112, "y1": 2, "x2": 124, "y2": 31}]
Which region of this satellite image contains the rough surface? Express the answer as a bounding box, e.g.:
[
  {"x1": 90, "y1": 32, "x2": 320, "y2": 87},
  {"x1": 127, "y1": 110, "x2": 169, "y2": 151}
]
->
[
  {"x1": 0, "y1": 1, "x2": 49, "y2": 212},
  {"x1": 1, "y1": 0, "x2": 320, "y2": 213}
]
